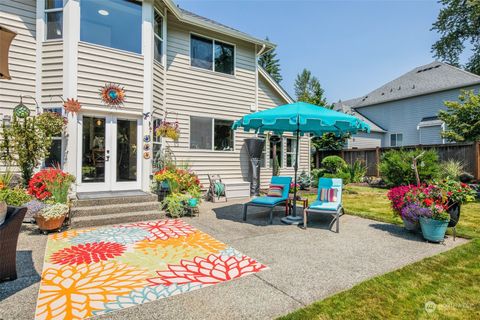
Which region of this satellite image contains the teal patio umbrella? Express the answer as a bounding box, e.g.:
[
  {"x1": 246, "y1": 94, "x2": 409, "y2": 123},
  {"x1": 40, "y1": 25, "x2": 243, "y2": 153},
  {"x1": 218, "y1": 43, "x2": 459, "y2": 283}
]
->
[{"x1": 233, "y1": 101, "x2": 370, "y2": 224}]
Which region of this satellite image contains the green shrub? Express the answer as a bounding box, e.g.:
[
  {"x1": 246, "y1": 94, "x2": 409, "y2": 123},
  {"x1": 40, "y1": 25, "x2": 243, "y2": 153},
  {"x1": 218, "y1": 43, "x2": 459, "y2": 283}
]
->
[
  {"x1": 310, "y1": 168, "x2": 325, "y2": 187},
  {"x1": 339, "y1": 160, "x2": 367, "y2": 183},
  {"x1": 323, "y1": 172, "x2": 351, "y2": 184},
  {"x1": 161, "y1": 193, "x2": 189, "y2": 218},
  {"x1": 379, "y1": 149, "x2": 439, "y2": 187},
  {"x1": 0, "y1": 187, "x2": 32, "y2": 206},
  {"x1": 321, "y1": 156, "x2": 346, "y2": 174},
  {"x1": 298, "y1": 170, "x2": 311, "y2": 189},
  {"x1": 439, "y1": 160, "x2": 464, "y2": 180}
]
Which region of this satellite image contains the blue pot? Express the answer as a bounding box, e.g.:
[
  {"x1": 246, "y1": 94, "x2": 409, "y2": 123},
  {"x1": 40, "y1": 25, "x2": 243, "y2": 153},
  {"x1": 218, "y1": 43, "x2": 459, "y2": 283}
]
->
[
  {"x1": 188, "y1": 198, "x2": 198, "y2": 207},
  {"x1": 419, "y1": 217, "x2": 449, "y2": 242}
]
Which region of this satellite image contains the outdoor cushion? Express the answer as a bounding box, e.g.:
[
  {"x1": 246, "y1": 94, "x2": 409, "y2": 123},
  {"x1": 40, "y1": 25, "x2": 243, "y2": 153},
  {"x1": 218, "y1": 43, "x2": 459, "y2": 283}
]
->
[
  {"x1": 251, "y1": 196, "x2": 286, "y2": 206},
  {"x1": 308, "y1": 200, "x2": 340, "y2": 212},
  {"x1": 267, "y1": 184, "x2": 284, "y2": 197},
  {"x1": 319, "y1": 188, "x2": 338, "y2": 202}
]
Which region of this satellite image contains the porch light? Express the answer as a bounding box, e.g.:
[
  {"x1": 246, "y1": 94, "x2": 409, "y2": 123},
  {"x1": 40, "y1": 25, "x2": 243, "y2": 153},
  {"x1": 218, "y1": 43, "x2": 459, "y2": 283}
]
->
[
  {"x1": 98, "y1": 9, "x2": 109, "y2": 16},
  {"x1": 96, "y1": 119, "x2": 103, "y2": 126}
]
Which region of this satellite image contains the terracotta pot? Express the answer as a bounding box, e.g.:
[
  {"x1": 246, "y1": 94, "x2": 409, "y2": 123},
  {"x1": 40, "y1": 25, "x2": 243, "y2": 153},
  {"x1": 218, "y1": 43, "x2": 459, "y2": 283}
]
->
[{"x1": 35, "y1": 214, "x2": 66, "y2": 231}]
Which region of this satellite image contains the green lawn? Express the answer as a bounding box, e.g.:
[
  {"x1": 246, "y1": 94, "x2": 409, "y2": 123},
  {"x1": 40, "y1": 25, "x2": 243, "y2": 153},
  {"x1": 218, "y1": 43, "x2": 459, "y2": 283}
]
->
[{"x1": 281, "y1": 186, "x2": 480, "y2": 319}]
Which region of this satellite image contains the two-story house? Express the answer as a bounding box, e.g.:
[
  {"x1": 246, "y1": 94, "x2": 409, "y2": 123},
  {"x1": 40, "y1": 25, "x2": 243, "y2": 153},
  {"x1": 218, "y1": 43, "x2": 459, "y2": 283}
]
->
[
  {"x1": 0, "y1": 0, "x2": 310, "y2": 196},
  {"x1": 335, "y1": 61, "x2": 480, "y2": 149}
]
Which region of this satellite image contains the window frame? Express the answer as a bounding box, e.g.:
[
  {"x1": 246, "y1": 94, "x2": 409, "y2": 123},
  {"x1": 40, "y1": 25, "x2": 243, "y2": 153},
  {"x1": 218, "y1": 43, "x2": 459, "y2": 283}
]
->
[
  {"x1": 153, "y1": 7, "x2": 165, "y2": 65},
  {"x1": 189, "y1": 116, "x2": 235, "y2": 152},
  {"x1": 390, "y1": 133, "x2": 403, "y2": 147},
  {"x1": 285, "y1": 137, "x2": 297, "y2": 168},
  {"x1": 189, "y1": 32, "x2": 236, "y2": 76},
  {"x1": 152, "y1": 117, "x2": 163, "y2": 172},
  {"x1": 42, "y1": 106, "x2": 65, "y2": 168},
  {"x1": 269, "y1": 137, "x2": 283, "y2": 169},
  {"x1": 44, "y1": 0, "x2": 64, "y2": 41}
]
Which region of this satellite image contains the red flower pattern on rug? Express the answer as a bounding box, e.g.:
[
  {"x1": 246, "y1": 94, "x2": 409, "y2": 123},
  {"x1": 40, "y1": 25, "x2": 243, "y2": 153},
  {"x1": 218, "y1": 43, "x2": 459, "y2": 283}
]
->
[
  {"x1": 50, "y1": 242, "x2": 126, "y2": 265},
  {"x1": 124, "y1": 219, "x2": 196, "y2": 241},
  {"x1": 147, "y1": 253, "x2": 267, "y2": 286}
]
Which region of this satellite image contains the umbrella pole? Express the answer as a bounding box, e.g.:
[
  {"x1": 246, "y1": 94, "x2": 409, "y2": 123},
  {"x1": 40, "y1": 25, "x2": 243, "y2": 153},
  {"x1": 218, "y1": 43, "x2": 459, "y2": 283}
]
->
[{"x1": 281, "y1": 122, "x2": 303, "y2": 225}]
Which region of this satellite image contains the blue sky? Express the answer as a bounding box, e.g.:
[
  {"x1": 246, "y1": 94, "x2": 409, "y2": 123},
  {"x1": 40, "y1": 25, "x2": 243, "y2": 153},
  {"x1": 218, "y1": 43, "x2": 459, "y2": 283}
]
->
[{"x1": 176, "y1": 0, "x2": 444, "y2": 103}]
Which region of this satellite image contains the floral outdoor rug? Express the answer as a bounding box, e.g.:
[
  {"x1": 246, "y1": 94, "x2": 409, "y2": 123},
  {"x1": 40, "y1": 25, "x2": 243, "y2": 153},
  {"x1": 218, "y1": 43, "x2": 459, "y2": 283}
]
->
[{"x1": 35, "y1": 219, "x2": 267, "y2": 320}]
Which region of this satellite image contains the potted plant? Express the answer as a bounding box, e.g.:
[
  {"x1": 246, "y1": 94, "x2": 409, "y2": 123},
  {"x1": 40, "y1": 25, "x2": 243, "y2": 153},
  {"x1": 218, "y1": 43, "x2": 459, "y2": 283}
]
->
[
  {"x1": 400, "y1": 202, "x2": 430, "y2": 231},
  {"x1": 187, "y1": 187, "x2": 201, "y2": 208},
  {"x1": 436, "y1": 179, "x2": 476, "y2": 228},
  {"x1": 418, "y1": 201, "x2": 450, "y2": 242},
  {"x1": 162, "y1": 193, "x2": 189, "y2": 218},
  {"x1": 35, "y1": 203, "x2": 69, "y2": 232}
]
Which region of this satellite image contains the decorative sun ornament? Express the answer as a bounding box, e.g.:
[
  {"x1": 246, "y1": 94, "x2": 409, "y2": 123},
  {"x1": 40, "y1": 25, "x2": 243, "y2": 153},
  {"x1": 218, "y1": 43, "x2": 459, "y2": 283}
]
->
[
  {"x1": 13, "y1": 96, "x2": 31, "y2": 118},
  {"x1": 99, "y1": 83, "x2": 126, "y2": 107},
  {"x1": 63, "y1": 98, "x2": 82, "y2": 114}
]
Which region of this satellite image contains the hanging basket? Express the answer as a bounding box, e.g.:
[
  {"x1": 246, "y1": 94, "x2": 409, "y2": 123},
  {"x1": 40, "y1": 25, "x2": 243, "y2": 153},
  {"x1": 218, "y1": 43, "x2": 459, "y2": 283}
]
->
[{"x1": 155, "y1": 120, "x2": 180, "y2": 141}]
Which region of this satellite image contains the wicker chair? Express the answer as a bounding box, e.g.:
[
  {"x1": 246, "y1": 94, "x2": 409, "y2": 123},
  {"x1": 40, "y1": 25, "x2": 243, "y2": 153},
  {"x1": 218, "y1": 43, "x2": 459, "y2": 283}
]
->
[{"x1": 0, "y1": 206, "x2": 27, "y2": 282}]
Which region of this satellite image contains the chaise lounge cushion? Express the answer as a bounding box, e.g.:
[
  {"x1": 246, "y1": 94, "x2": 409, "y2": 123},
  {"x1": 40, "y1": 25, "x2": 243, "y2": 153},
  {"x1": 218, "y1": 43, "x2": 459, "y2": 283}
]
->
[
  {"x1": 251, "y1": 196, "x2": 287, "y2": 206},
  {"x1": 308, "y1": 200, "x2": 341, "y2": 212}
]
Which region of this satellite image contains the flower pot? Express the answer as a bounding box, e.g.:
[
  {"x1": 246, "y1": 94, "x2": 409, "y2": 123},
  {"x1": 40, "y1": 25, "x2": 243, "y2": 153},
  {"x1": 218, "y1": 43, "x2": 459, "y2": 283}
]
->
[
  {"x1": 188, "y1": 198, "x2": 198, "y2": 207},
  {"x1": 447, "y1": 202, "x2": 461, "y2": 228},
  {"x1": 35, "y1": 215, "x2": 66, "y2": 232},
  {"x1": 419, "y1": 217, "x2": 449, "y2": 242},
  {"x1": 401, "y1": 217, "x2": 419, "y2": 231}
]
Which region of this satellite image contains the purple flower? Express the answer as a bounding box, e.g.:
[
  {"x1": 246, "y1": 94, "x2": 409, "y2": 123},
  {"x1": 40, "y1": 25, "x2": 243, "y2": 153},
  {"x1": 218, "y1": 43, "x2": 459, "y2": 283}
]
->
[{"x1": 400, "y1": 203, "x2": 432, "y2": 222}]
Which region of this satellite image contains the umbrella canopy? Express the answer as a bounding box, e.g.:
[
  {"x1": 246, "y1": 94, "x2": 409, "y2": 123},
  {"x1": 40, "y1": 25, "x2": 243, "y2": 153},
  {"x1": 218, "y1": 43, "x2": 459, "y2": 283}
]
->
[
  {"x1": 233, "y1": 101, "x2": 370, "y2": 224},
  {"x1": 233, "y1": 101, "x2": 370, "y2": 136},
  {"x1": 0, "y1": 26, "x2": 17, "y2": 80}
]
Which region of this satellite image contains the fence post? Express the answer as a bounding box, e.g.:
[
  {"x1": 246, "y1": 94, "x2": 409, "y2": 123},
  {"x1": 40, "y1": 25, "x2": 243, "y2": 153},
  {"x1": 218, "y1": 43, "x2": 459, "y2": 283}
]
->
[
  {"x1": 475, "y1": 141, "x2": 480, "y2": 180},
  {"x1": 375, "y1": 146, "x2": 380, "y2": 177}
]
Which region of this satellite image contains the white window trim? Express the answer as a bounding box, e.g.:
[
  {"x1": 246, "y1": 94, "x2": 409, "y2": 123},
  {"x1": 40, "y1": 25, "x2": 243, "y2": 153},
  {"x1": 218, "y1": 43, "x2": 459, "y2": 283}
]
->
[
  {"x1": 285, "y1": 137, "x2": 297, "y2": 168},
  {"x1": 189, "y1": 116, "x2": 235, "y2": 152},
  {"x1": 390, "y1": 133, "x2": 403, "y2": 147},
  {"x1": 44, "y1": 0, "x2": 64, "y2": 41},
  {"x1": 189, "y1": 32, "x2": 236, "y2": 76},
  {"x1": 269, "y1": 136, "x2": 283, "y2": 169},
  {"x1": 42, "y1": 106, "x2": 65, "y2": 168},
  {"x1": 153, "y1": 7, "x2": 165, "y2": 65}
]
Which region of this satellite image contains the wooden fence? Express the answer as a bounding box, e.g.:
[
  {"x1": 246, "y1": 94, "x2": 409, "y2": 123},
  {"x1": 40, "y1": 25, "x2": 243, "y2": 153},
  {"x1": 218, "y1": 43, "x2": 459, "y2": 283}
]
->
[{"x1": 314, "y1": 142, "x2": 480, "y2": 180}]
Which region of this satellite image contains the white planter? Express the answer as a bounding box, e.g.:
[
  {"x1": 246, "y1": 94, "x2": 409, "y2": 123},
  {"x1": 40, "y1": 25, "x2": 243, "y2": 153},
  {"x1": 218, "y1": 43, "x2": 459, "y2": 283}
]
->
[{"x1": 0, "y1": 201, "x2": 7, "y2": 225}]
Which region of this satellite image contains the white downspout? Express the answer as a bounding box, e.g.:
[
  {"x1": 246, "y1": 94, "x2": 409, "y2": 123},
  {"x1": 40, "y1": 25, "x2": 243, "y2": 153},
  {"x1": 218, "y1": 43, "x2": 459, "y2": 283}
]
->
[{"x1": 254, "y1": 44, "x2": 266, "y2": 112}]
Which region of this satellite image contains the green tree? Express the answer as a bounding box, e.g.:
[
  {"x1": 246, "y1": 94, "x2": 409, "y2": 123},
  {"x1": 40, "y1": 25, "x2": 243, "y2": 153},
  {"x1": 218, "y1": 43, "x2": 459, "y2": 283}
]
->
[
  {"x1": 294, "y1": 69, "x2": 327, "y2": 106},
  {"x1": 312, "y1": 133, "x2": 350, "y2": 151},
  {"x1": 438, "y1": 90, "x2": 480, "y2": 142},
  {"x1": 258, "y1": 37, "x2": 282, "y2": 83},
  {"x1": 431, "y1": 0, "x2": 480, "y2": 75}
]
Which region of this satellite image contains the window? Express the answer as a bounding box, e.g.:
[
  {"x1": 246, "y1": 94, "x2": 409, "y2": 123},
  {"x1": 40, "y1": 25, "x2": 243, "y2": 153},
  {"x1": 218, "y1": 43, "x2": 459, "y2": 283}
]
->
[
  {"x1": 154, "y1": 9, "x2": 164, "y2": 63},
  {"x1": 80, "y1": 0, "x2": 142, "y2": 54},
  {"x1": 390, "y1": 133, "x2": 403, "y2": 147},
  {"x1": 258, "y1": 135, "x2": 267, "y2": 168},
  {"x1": 286, "y1": 138, "x2": 297, "y2": 168},
  {"x1": 45, "y1": 0, "x2": 63, "y2": 40},
  {"x1": 269, "y1": 138, "x2": 282, "y2": 168},
  {"x1": 152, "y1": 118, "x2": 162, "y2": 172},
  {"x1": 43, "y1": 107, "x2": 63, "y2": 167},
  {"x1": 191, "y1": 34, "x2": 235, "y2": 75},
  {"x1": 190, "y1": 117, "x2": 234, "y2": 151}
]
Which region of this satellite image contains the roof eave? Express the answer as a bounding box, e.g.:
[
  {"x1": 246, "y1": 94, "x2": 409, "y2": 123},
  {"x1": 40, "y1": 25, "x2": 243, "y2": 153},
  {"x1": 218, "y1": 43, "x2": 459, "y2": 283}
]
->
[
  {"x1": 258, "y1": 66, "x2": 294, "y2": 103},
  {"x1": 163, "y1": 0, "x2": 275, "y2": 50}
]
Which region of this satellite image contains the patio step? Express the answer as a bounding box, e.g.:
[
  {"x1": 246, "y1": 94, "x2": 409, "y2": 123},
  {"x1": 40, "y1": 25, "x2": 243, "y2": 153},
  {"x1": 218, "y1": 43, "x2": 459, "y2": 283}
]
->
[
  {"x1": 70, "y1": 210, "x2": 164, "y2": 229},
  {"x1": 71, "y1": 201, "x2": 160, "y2": 217},
  {"x1": 73, "y1": 194, "x2": 158, "y2": 207}
]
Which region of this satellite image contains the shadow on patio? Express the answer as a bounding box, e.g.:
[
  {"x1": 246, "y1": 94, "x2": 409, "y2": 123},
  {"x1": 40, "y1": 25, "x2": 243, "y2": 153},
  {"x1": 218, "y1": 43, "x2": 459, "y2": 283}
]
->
[{"x1": 0, "y1": 250, "x2": 40, "y2": 302}]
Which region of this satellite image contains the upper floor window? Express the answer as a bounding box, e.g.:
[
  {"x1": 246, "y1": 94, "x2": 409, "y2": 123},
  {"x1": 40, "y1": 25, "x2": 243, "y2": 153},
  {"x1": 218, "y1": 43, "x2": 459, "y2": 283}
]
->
[
  {"x1": 80, "y1": 0, "x2": 142, "y2": 54},
  {"x1": 390, "y1": 133, "x2": 403, "y2": 147},
  {"x1": 45, "y1": 0, "x2": 63, "y2": 40},
  {"x1": 190, "y1": 116, "x2": 234, "y2": 151},
  {"x1": 154, "y1": 9, "x2": 164, "y2": 63},
  {"x1": 191, "y1": 34, "x2": 235, "y2": 75}
]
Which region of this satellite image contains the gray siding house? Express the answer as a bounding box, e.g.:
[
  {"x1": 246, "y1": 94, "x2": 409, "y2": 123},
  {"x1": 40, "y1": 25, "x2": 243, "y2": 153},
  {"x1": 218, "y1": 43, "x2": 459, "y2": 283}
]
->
[{"x1": 335, "y1": 62, "x2": 480, "y2": 148}]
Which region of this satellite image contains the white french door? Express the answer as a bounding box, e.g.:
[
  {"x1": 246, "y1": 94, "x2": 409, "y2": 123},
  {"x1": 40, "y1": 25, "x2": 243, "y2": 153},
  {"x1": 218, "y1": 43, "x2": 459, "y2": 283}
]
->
[{"x1": 77, "y1": 114, "x2": 142, "y2": 192}]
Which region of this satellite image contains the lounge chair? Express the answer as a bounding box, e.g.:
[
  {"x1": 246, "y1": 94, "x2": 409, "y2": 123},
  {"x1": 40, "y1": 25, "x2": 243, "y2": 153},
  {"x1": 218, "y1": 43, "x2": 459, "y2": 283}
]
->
[
  {"x1": 304, "y1": 178, "x2": 344, "y2": 232},
  {"x1": 243, "y1": 176, "x2": 292, "y2": 224},
  {"x1": 0, "y1": 206, "x2": 27, "y2": 282}
]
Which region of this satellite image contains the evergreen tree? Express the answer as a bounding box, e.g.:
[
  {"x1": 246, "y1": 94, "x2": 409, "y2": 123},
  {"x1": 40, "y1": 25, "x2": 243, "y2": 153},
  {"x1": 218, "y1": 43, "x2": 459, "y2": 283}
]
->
[
  {"x1": 431, "y1": 0, "x2": 480, "y2": 75},
  {"x1": 294, "y1": 69, "x2": 327, "y2": 106},
  {"x1": 258, "y1": 37, "x2": 283, "y2": 83}
]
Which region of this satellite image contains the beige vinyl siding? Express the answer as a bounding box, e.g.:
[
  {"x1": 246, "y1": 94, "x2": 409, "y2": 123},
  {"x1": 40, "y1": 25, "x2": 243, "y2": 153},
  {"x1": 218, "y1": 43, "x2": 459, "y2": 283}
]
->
[
  {"x1": 41, "y1": 41, "x2": 63, "y2": 103},
  {"x1": 0, "y1": 0, "x2": 36, "y2": 112},
  {"x1": 164, "y1": 17, "x2": 259, "y2": 186},
  {"x1": 153, "y1": 61, "x2": 164, "y2": 117},
  {"x1": 258, "y1": 74, "x2": 310, "y2": 188},
  {"x1": 77, "y1": 42, "x2": 144, "y2": 113}
]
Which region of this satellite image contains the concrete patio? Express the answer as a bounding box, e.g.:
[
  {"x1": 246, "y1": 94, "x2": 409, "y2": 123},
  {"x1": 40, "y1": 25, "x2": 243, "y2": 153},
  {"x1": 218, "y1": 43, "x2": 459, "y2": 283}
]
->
[{"x1": 0, "y1": 199, "x2": 467, "y2": 320}]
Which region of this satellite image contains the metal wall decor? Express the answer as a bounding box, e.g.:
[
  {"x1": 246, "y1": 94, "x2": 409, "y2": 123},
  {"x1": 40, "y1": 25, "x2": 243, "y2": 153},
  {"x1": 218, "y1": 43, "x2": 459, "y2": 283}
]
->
[
  {"x1": 99, "y1": 83, "x2": 126, "y2": 107},
  {"x1": 13, "y1": 96, "x2": 30, "y2": 118},
  {"x1": 63, "y1": 98, "x2": 82, "y2": 114}
]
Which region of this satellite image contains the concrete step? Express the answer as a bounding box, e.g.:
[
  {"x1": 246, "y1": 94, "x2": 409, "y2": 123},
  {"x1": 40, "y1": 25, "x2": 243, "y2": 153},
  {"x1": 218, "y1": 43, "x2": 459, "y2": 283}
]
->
[
  {"x1": 71, "y1": 210, "x2": 165, "y2": 229},
  {"x1": 74, "y1": 194, "x2": 158, "y2": 208},
  {"x1": 71, "y1": 201, "x2": 160, "y2": 217}
]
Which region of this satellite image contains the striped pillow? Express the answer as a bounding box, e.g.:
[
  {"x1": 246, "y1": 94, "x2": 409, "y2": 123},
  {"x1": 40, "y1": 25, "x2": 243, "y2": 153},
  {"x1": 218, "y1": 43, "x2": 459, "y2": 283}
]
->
[
  {"x1": 267, "y1": 184, "x2": 284, "y2": 197},
  {"x1": 319, "y1": 188, "x2": 338, "y2": 202}
]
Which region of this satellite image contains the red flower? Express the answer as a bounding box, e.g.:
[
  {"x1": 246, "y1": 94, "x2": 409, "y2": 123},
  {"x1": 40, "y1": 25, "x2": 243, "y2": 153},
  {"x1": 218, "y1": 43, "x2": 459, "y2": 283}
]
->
[
  {"x1": 424, "y1": 198, "x2": 434, "y2": 206},
  {"x1": 147, "y1": 253, "x2": 267, "y2": 286},
  {"x1": 50, "y1": 242, "x2": 126, "y2": 265}
]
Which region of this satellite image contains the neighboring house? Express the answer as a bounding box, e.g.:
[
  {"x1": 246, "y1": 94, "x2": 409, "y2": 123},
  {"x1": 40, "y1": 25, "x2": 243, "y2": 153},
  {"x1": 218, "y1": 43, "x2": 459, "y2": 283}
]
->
[
  {"x1": 334, "y1": 62, "x2": 480, "y2": 149},
  {"x1": 0, "y1": 0, "x2": 308, "y2": 195}
]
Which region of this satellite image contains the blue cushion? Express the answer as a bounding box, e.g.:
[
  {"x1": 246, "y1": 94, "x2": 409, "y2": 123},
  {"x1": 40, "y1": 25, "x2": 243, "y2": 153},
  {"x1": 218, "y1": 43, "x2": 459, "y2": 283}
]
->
[
  {"x1": 251, "y1": 196, "x2": 287, "y2": 206},
  {"x1": 308, "y1": 200, "x2": 340, "y2": 212}
]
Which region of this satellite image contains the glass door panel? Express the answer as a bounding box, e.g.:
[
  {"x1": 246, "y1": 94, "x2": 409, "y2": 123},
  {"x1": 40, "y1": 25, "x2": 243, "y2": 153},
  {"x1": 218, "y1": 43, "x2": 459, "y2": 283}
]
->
[
  {"x1": 81, "y1": 116, "x2": 107, "y2": 183},
  {"x1": 116, "y1": 119, "x2": 138, "y2": 182}
]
